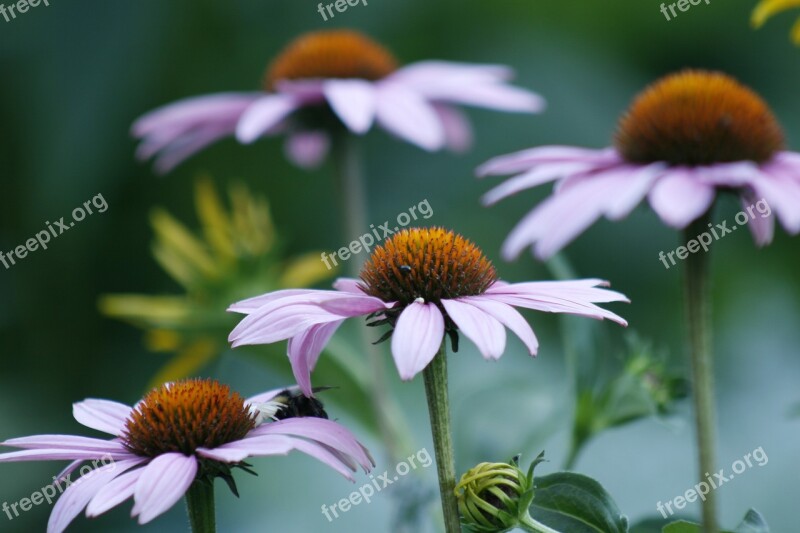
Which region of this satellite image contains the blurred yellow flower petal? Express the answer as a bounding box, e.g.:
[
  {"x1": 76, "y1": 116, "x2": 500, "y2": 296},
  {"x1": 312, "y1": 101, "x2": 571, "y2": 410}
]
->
[
  {"x1": 279, "y1": 251, "x2": 337, "y2": 288},
  {"x1": 751, "y1": 0, "x2": 800, "y2": 42},
  {"x1": 195, "y1": 176, "x2": 236, "y2": 262},
  {"x1": 792, "y1": 16, "x2": 800, "y2": 42},
  {"x1": 148, "y1": 338, "x2": 218, "y2": 388},
  {"x1": 229, "y1": 182, "x2": 273, "y2": 256},
  {"x1": 98, "y1": 295, "x2": 190, "y2": 324},
  {"x1": 144, "y1": 329, "x2": 183, "y2": 352},
  {"x1": 151, "y1": 208, "x2": 221, "y2": 281}
]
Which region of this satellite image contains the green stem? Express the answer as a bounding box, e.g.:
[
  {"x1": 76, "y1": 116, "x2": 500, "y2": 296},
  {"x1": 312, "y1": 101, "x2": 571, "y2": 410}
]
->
[
  {"x1": 333, "y1": 134, "x2": 402, "y2": 463},
  {"x1": 185, "y1": 480, "x2": 216, "y2": 533},
  {"x1": 519, "y1": 513, "x2": 562, "y2": 533},
  {"x1": 683, "y1": 214, "x2": 718, "y2": 533},
  {"x1": 423, "y1": 343, "x2": 461, "y2": 533}
]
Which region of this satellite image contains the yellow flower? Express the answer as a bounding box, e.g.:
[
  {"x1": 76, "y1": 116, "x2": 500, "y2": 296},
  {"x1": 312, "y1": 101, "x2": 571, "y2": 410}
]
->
[
  {"x1": 752, "y1": 0, "x2": 800, "y2": 44},
  {"x1": 99, "y1": 176, "x2": 334, "y2": 387}
]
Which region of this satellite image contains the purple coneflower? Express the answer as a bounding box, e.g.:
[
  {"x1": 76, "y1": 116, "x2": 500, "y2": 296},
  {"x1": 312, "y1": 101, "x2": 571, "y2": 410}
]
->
[
  {"x1": 228, "y1": 226, "x2": 627, "y2": 533},
  {"x1": 0, "y1": 379, "x2": 372, "y2": 533},
  {"x1": 478, "y1": 69, "x2": 800, "y2": 260},
  {"x1": 133, "y1": 29, "x2": 544, "y2": 173},
  {"x1": 228, "y1": 227, "x2": 628, "y2": 392}
]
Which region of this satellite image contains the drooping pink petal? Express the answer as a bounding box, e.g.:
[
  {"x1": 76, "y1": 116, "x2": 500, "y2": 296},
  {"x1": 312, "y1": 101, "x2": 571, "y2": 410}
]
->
[
  {"x1": 492, "y1": 279, "x2": 629, "y2": 303},
  {"x1": 275, "y1": 437, "x2": 358, "y2": 480},
  {"x1": 287, "y1": 320, "x2": 345, "y2": 396},
  {"x1": 481, "y1": 162, "x2": 601, "y2": 206},
  {"x1": 332, "y1": 278, "x2": 369, "y2": 294},
  {"x1": 252, "y1": 418, "x2": 374, "y2": 471},
  {"x1": 648, "y1": 168, "x2": 716, "y2": 229},
  {"x1": 284, "y1": 131, "x2": 331, "y2": 169},
  {"x1": 72, "y1": 399, "x2": 132, "y2": 436},
  {"x1": 132, "y1": 453, "x2": 198, "y2": 525},
  {"x1": 741, "y1": 193, "x2": 775, "y2": 246},
  {"x1": 441, "y1": 299, "x2": 506, "y2": 360},
  {"x1": 2, "y1": 435, "x2": 129, "y2": 454},
  {"x1": 132, "y1": 93, "x2": 260, "y2": 137},
  {"x1": 476, "y1": 146, "x2": 620, "y2": 177},
  {"x1": 501, "y1": 170, "x2": 621, "y2": 260},
  {"x1": 390, "y1": 61, "x2": 515, "y2": 89},
  {"x1": 432, "y1": 104, "x2": 473, "y2": 152},
  {"x1": 228, "y1": 289, "x2": 324, "y2": 315},
  {"x1": 196, "y1": 434, "x2": 295, "y2": 463},
  {"x1": 151, "y1": 123, "x2": 239, "y2": 174},
  {"x1": 236, "y1": 94, "x2": 300, "y2": 144},
  {"x1": 459, "y1": 297, "x2": 539, "y2": 355},
  {"x1": 323, "y1": 79, "x2": 377, "y2": 133},
  {"x1": 47, "y1": 459, "x2": 142, "y2": 533},
  {"x1": 390, "y1": 301, "x2": 445, "y2": 380},
  {"x1": 0, "y1": 448, "x2": 137, "y2": 463},
  {"x1": 86, "y1": 466, "x2": 145, "y2": 518},
  {"x1": 375, "y1": 83, "x2": 445, "y2": 151},
  {"x1": 430, "y1": 82, "x2": 545, "y2": 113},
  {"x1": 747, "y1": 155, "x2": 800, "y2": 233},
  {"x1": 486, "y1": 281, "x2": 629, "y2": 327}
]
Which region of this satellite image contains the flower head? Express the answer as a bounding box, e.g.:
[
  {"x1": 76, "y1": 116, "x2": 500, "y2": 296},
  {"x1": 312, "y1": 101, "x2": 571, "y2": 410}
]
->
[
  {"x1": 228, "y1": 227, "x2": 628, "y2": 394},
  {"x1": 132, "y1": 29, "x2": 544, "y2": 172},
  {"x1": 479, "y1": 69, "x2": 800, "y2": 260},
  {"x1": 99, "y1": 177, "x2": 333, "y2": 386},
  {"x1": 752, "y1": 0, "x2": 800, "y2": 44},
  {"x1": 0, "y1": 379, "x2": 373, "y2": 532}
]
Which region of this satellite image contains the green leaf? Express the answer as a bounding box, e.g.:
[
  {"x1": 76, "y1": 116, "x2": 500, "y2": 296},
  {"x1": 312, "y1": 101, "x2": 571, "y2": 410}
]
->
[
  {"x1": 529, "y1": 472, "x2": 629, "y2": 533},
  {"x1": 735, "y1": 509, "x2": 770, "y2": 533},
  {"x1": 662, "y1": 521, "x2": 702, "y2": 533},
  {"x1": 662, "y1": 509, "x2": 768, "y2": 533}
]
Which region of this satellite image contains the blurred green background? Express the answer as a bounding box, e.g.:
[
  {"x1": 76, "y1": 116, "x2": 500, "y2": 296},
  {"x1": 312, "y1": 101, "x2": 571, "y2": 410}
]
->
[{"x1": 1, "y1": 0, "x2": 799, "y2": 531}]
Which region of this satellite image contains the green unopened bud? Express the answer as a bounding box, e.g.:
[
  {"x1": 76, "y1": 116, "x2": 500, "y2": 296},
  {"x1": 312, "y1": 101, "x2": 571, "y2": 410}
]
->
[{"x1": 455, "y1": 460, "x2": 530, "y2": 532}]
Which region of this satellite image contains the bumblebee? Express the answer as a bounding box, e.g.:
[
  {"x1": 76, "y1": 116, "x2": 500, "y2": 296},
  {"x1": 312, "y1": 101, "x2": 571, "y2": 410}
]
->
[{"x1": 270, "y1": 387, "x2": 330, "y2": 420}]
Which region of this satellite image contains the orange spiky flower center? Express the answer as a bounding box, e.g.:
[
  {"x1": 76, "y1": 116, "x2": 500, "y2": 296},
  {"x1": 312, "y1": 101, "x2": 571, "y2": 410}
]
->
[
  {"x1": 122, "y1": 379, "x2": 256, "y2": 458},
  {"x1": 615, "y1": 70, "x2": 784, "y2": 166},
  {"x1": 264, "y1": 30, "x2": 398, "y2": 91},
  {"x1": 360, "y1": 227, "x2": 497, "y2": 306}
]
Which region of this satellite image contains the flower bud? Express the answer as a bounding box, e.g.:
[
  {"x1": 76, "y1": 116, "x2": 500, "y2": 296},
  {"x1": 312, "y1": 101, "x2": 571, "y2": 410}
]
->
[{"x1": 455, "y1": 459, "x2": 531, "y2": 532}]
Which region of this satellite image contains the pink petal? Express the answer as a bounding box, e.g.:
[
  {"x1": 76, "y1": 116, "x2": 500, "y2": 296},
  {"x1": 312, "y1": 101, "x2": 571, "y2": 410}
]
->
[
  {"x1": 501, "y1": 174, "x2": 615, "y2": 260},
  {"x1": 740, "y1": 193, "x2": 775, "y2": 246},
  {"x1": 332, "y1": 278, "x2": 368, "y2": 294},
  {"x1": 228, "y1": 289, "x2": 323, "y2": 315},
  {"x1": 323, "y1": 79, "x2": 377, "y2": 133},
  {"x1": 284, "y1": 131, "x2": 330, "y2": 169},
  {"x1": 481, "y1": 162, "x2": 599, "y2": 206},
  {"x1": 390, "y1": 301, "x2": 445, "y2": 380},
  {"x1": 748, "y1": 155, "x2": 800, "y2": 233},
  {"x1": 236, "y1": 95, "x2": 300, "y2": 144},
  {"x1": 276, "y1": 437, "x2": 358, "y2": 480},
  {"x1": 441, "y1": 299, "x2": 506, "y2": 360},
  {"x1": 252, "y1": 418, "x2": 373, "y2": 471},
  {"x1": 72, "y1": 399, "x2": 132, "y2": 436},
  {"x1": 433, "y1": 104, "x2": 473, "y2": 152},
  {"x1": 432, "y1": 82, "x2": 545, "y2": 113},
  {"x1": 197, "y1": 434, "x2": 295, "y2": 463},
  {"x1": 648, "y1": 169, "x2": 716, "y2": 229},
  {"x1": 287, "y1": 320, "x2": 345, "y2": 396},
  {"x1": 48, "y1": 459, "x2": 142, "y2": 533},
  {"x1": 132, "y1": 453, "x2": 197, "y2": 525},
  {"x1": 86, "y1": 467, "x2": 145, "y2": 518},
  {"x1": 390, "y1": 61, "x2": 514, "y2": 88},
  {"x1": 375, "y1": 83, "x2": 445, "y2": 151},
  {"x1": 3, "y1": 435, "x2": 128, "y2": 454},
  {"x1": 151, "y1": 123, "x2": 237, "y2": 174},
  {"x1": 477, "y1": 146, "x2": 620, "y2": 177},
  {"x1": 0, "y1": 448, "x2": 137, "y2": 462},
  {"x1": 132, "y1": 93, "x2": 261, "y2": 137},
  {"x1": 460, "y1": 297, "x2": 539, "y2": 355}
]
